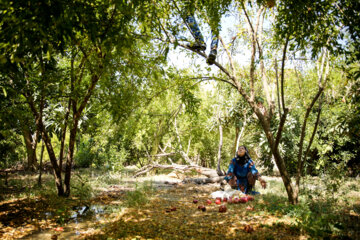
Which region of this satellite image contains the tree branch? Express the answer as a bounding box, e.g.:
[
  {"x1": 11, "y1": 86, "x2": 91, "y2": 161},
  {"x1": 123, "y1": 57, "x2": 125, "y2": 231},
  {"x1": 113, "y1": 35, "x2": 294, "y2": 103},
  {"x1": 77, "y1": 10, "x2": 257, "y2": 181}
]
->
[
  {"x1": 174, "y1": 113, "x2": 195, "y2": 165},
  {"x1": 303, "y1": 95, "x2": 323, "y2": 165},
  {"x1": 219, "y1": 36, "x2": 236, "y2": 76},
  {"x1": 258, "y1": 11, "x2": 272, "y2": 116},
  {"x1": 296, "y1": 87, "x2": 324, "y2": 184},
  {"x1": 281, "y1": 36, "x2": 289, "y2": 113},
  {"x1": 274, "y1": 57, "x2": 282, "y2": 119},
  {"x1": 275, "y1": 108, "x2": 289, "y2": 149}
]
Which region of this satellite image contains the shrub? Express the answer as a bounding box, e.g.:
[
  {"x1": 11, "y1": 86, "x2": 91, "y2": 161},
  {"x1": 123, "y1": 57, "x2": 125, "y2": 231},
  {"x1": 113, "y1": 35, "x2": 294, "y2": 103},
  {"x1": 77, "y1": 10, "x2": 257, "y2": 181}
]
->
[{"x1": 75, "y1": 139, "x2": 96, "y2": 168}]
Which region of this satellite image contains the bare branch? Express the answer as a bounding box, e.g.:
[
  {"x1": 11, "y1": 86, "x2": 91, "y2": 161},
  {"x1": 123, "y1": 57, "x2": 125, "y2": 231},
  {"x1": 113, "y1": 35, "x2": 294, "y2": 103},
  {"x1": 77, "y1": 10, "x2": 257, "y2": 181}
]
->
[
  {"x1": 296, "y1": 87, "x2": 324, "y2": 185},
  {"x1": 78, "y1": 45, "x2": 94, "y2": 74},
  {"x1": 274, "y1": 57, "x2": 282, "y2": 119},
  {"x1": 241, "y1": 2, "x2": 264, "y2": 55},
  {"x1": 186, "y1": 136, "x2": 192, "y2": 156},
  {"x1": 281, "y1": 36, "x2": 289, "y2": 113},
  {"x1": 74, "y1": 74, "x2": 99, "y2": 120},
  {"x1": 275, "y1": 108, "x2": 289, "y2": 149},
  {"x1": 219, "y1": 36, "x2": 236, "y2": 76},
  {"x1": 243, "y1": 5, "x2": 256, "y2": 100},
  {"x1": 217, "y1": 117, "x2": 224, "y2": 176},
  {"x1": 235, "y1": 116, "x2": 248, "y2": 157},
  {"x1": 304, "y1": 96, "x2": 323, "y2": 163},
  {"x1": 317, "y1": 48, "x2": 327, "y2": 86},
  {"x1": 258, "y1": 11, "x2": 272, "y2": 114},
  {"x1": 174, "y1": 109, "x2": 196, "y2": 165},
  {"x1": 189, "y1": 77, "x2": 238, "y2": 89}
]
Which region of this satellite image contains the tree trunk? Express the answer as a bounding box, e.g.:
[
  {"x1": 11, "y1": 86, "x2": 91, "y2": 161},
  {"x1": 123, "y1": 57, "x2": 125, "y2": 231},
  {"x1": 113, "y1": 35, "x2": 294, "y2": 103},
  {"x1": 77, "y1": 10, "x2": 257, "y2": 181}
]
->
[
  {"x1": 22, "y1": 127, "x2": 38, "y2": 171},
  {"x1": 64, "y1": 119, "x2": 79, "y2": 197},
  {"x1": 42, "y1": 130, "x2": 65, "y2": 196},
  {"x1": 63, "y1": 73, "x2": 100, "y2": 196},
  {"x1": 174, "y1": 116, "x2": 195, "y2": 165},
  {"x1": 254, "y1": 108, "x2": 298, "y2": 204},
  {"x1": 235, "y1": 118, "x2": 247, "y2": 157},
  {"x1": 233, "y1": 125, "x2": 239, "y2": 156},
  {"x1": 38, "y1": 141, "x2": 45, "y2": 187},
  {"x1": 27, "y1": 97, "x2": 65, "y2": 196},
  {"x1": 216, "y1": 122, "x2": 224, "y2": 176},
  {"x1": 272, "y1": 146, "x2": 298, "y2": 204},
  {"x1": 59, "y1": 99, "x2": 71, "y2": 173},
  {"x1": 150, "y1": 119, "x2": 164, "y2": 162}
]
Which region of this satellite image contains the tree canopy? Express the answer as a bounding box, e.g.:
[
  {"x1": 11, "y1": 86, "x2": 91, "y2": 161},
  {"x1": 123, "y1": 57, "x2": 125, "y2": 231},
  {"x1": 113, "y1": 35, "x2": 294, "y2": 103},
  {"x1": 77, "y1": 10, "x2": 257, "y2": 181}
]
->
[{"x1": 0, "y1": 0, "x2": 359, "y2": 203}]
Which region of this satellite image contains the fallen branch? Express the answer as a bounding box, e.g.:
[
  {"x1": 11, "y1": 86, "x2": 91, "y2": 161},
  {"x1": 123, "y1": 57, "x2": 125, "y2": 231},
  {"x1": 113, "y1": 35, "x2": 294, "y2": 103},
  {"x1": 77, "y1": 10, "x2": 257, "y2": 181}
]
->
[
  {"x1": 183, "y1": 176, "x2": 225, "y2": 184},
  {"x1": 133, "y1": 163, "x2": 218, "y2": 178}
]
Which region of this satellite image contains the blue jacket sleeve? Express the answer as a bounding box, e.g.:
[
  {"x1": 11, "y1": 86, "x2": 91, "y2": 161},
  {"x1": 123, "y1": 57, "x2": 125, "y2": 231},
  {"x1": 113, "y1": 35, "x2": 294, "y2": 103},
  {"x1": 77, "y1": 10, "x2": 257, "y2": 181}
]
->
[
  {"x1": 248, "y1": 159, "x2": 258, "y2": 175},
  {"x1": 227, "y1": 161, "x2": 235, "y2": 174},
  {"x1": 224, "y1": 159, "x2": 235, "y2": 181}
]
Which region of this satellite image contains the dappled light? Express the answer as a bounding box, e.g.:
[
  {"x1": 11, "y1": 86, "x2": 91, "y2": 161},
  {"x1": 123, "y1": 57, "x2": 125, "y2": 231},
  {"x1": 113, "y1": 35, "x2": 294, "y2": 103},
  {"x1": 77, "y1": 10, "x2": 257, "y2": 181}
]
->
[
  {"x1": 82, "y1": 181, "x2": 304, "y2": 240},
  {"x1": 1, "y1": 0, "x2": 359, "y2": 239},
  {"x1": 0, "y1": 171, "x2": 359, "y2": 239}
]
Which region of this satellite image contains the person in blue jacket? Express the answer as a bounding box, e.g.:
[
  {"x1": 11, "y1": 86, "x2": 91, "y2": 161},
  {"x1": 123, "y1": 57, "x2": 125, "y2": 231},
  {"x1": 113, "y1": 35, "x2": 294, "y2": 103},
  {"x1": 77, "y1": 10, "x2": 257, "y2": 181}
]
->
[{"x1": 224, "y1": 146, "x2": 267, "y2": 194}]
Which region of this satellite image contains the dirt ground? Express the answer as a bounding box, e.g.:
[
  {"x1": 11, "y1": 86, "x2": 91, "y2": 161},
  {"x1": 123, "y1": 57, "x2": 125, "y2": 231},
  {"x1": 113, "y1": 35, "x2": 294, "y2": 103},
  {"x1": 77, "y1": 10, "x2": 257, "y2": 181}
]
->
[{"x1": 1, "y1": 173, "x2": 358, "y2": 239}]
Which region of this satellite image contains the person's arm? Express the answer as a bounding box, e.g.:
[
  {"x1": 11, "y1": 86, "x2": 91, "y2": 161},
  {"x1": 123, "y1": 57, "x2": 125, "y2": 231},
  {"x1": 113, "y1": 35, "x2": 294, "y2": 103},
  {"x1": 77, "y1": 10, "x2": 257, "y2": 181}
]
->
[
  {"x1": 249, "y1": 160, "x2": 267, "y2": 189},
  {"x1": 257, "y1": 173, "x2": 267, "y2": 189},
  {"x1": 224, "y1": 159, "x2": 235, "y2": 181}
]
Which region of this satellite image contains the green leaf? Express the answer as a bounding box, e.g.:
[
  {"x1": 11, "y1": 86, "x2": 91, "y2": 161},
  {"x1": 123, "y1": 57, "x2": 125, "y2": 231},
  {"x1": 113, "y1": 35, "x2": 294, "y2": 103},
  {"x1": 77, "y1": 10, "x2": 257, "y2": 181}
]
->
[{"x1": 1, "y1": 87, "x2": 7, "y2": 97}]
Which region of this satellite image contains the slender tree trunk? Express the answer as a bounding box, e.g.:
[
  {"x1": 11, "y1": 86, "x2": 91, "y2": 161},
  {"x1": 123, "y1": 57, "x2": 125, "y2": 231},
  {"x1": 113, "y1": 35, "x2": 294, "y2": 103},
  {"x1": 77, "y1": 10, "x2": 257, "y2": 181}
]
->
[
  {"x1": 150, "y1": 119, "x2": 164, "y2": 162},
  {"x1": 255, "y1": 109, "x2": 298, "y2": 204},
  {"x1": 38, "y1": 141, "x2": 45, "y2": 187},
  {"x1": 22, "y1": 126, "x2": 40, "y2": 171},
  {"x1": 272, "y1": 146, "x2": 298, "y2": 204},
  {"x1": 234, "y1": 125, "x2": 239, "y2": 156},
  {"x1": 243, "y1": 8, "x2": 297, "y2": 203},
  {"x1": 64, "y1": 119, "x2": 78, "y2": 196},
  {"x1": 216, "y1": 121, "x2": 224, "y2": 176},
  {"x1": 59, "y1": 99, "x2": 71, "y2": 172},
  {"x1": 174, "y1": 116, "x2": 195, "y2": 165},
  {"x1": 27, "y1": 96, "x2": 65, "y2": 196},
  {"x1": 235, "y1": 117, "x2": 247, "y2": 157},
  {"x1": 41, "y1": 130, "x2": 65, "y2": 196},
  {"x1": 23, "y1": 128, "x2": 36, "y2": 170},
  {"x1": 63, "y1": 72, "x2": 100, "y2": 196}
]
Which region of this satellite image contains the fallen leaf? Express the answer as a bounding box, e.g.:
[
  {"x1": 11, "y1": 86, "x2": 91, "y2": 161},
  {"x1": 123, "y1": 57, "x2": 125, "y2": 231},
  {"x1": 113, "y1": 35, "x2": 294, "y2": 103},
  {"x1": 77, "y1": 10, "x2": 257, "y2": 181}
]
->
[{"x1": 54, "y1": 227, "x2": 64, "y2": 232}]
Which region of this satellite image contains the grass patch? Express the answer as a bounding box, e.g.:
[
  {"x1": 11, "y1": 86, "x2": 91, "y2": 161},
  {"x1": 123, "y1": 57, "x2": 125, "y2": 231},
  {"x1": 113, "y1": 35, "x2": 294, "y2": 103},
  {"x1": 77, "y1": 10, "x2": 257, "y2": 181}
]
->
[
  {"x1": 254, "y1": 176, "x2": 360, "y2": 239},
  {"x1": 123, "y1": 181, "x2": 156, "y2": 208}
]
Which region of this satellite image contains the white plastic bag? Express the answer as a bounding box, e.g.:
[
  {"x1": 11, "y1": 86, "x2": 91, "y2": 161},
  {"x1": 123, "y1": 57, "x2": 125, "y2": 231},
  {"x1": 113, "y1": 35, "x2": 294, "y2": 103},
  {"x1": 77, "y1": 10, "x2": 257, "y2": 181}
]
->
[{"x1": 210, "y1": 189, "x2": 243, "y2": 199}]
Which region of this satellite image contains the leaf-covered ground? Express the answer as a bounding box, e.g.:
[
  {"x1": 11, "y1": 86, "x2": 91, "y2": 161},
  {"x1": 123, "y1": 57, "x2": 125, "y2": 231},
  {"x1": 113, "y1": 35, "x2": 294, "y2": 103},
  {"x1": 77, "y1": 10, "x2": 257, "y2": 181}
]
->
[
  {"x1": 0, "y1": 172, "x2": 359, "y2": 239},
  {"x1": 83, "y1": 183, "x2": 305, "y2": 240}
]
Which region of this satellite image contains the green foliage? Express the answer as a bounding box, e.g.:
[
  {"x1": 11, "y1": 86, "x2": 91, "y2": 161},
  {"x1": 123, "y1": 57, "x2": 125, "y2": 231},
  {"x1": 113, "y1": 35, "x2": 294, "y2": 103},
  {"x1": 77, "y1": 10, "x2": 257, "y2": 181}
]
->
[
  {"x1": 0, "y1": 128, "x2": 24, "y2": 168},
  {"x1": 1, "y1": 0, "x2": 359, "y2": 204},
  {"x1": 75, "y1": 138, "x2": 98, "y2": 168},
  {"x1": 274, "y1": 0, "x2": 358, "y2": 57},
  {"x1": 0, "y1": 87, "x2": 30, "y2": 169},
  {"x1": 296, "y1": 175, "x2": 350, "y2": 238},
  {"x1": 257, "y1": 176, "x2": 358, "y2": 238},
  {"x1": 103, "y1": 146, "x2": 127, "y2": 171},
  {"x1": 71, "y1": 173, "x2": 93, "y2": 200},
  {"x1": 312, "y1": 72, "x2": 360, "y2": 176}
]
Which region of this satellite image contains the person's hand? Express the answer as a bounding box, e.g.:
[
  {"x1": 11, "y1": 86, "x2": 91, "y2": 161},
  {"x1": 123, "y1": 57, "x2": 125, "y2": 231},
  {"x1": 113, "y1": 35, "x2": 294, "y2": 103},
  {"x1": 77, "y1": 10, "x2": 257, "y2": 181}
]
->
[{"x1": 260, "y1": 179, "x2": 267, "y2": 189}]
